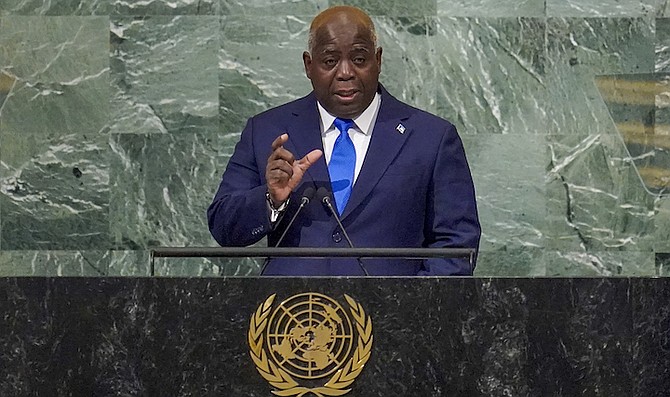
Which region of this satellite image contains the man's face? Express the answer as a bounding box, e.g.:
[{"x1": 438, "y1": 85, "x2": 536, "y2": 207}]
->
[{"x1": 303, "y1": 14, "x2": 382, "y2": 119}]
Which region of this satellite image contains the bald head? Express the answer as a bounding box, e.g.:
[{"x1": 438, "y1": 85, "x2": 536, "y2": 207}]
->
[
  {"x1": 307, "y1": 6, "x2": 377, "y2": 54},
  {"x1": 302, "y1": 5, "x2": 382, "y2": 118}
]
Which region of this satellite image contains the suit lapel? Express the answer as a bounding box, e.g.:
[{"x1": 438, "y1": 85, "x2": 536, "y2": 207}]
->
[
  {"x1": 341, "y1": 88, "x2": 413, "y2": 220},
  {"x1": 283, "y1": 94, "x2": 330, "y2": 187}
]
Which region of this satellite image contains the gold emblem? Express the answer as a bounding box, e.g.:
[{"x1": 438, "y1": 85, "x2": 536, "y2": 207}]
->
[{"x1": 248, "y1": 292, "x2": 373, "y2": 396}]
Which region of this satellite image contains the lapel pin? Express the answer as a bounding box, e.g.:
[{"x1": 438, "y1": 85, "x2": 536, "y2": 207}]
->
[{"x1": 396, "y1": 123, "x2": 406, "y2": 134}]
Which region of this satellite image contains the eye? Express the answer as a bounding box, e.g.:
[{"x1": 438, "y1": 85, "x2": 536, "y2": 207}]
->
[
  {"x1": 323, "y1": 58, "x2": 337, "y2": 67},
  {"x1": 352, "y1": 57, "x2": 366, "y2": 65}
]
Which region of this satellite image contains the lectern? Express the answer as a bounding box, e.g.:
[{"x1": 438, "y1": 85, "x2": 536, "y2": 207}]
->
[{"x1": 0, "y1": 248, "x2": 667, "y2": 396}]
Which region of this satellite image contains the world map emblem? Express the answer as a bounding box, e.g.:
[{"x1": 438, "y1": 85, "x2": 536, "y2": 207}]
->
[{"x1": 248, "y1": 292, "x2": 373, "y2": 396}]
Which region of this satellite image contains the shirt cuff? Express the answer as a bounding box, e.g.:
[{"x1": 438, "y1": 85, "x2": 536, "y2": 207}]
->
[{"x1": 266, "y1": 192, "x2": 289, "y2": 223}]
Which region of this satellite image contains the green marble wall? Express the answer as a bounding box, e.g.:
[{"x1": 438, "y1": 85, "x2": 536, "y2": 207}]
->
[{"x1": 1, "y1": 0, "x2": 669, "y2": 277}]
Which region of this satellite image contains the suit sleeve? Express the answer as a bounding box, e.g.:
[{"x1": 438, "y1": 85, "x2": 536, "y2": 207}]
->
[
  {"x1": 207, "y1": 117, "x2": 272, "y2": 246},
  {"x1": 419, "y1": 123, "x2": 481, "y2": 276}
]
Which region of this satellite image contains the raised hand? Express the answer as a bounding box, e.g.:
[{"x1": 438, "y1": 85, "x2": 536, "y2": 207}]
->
[{"x1": 265, "y1": 133, "x2": 322, "y2": 205}]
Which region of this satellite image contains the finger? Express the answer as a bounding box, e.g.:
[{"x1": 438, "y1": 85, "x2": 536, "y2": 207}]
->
[
  {"x1": 296, "y1": 149, "x2": 323, "y2": 170},
  {"x1": 268, "y1": 146, "x2": 296, "y2": 164},
  {"x1": 271, "y1": 133, "x2": 289, "y2": 151},
  {"x1": 267, "y1": 160, "x2": 294, "y2": 178}
]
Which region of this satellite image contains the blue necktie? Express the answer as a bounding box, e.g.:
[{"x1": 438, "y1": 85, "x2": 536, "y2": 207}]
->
[{"x1": 328, "y1": 118, "x2": 356, "y2": 215}]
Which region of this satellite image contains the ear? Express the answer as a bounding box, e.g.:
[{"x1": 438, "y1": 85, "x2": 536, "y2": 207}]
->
[
  {"x1": 303, "y1": 51, "x2": 313, "y2": 79},
  {"x1": 375, "y1": 47, "x2": 382, "y2": 71}
]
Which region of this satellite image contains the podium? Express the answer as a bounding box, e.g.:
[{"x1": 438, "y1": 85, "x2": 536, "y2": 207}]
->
[{"x1": 0, "y1": 250, "x2": 668, "y2": 395}]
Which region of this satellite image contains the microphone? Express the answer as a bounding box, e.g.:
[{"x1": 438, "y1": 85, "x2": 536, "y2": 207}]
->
[
  {"x1": 274, "y1": 187, "x2": 315, "y2": 248},
  {"x1": 260, "y1": 187, "x2": 315, "y2": 275},
  {"x1": 316, "y1": 187, "x2": 369, "y2": 276}
]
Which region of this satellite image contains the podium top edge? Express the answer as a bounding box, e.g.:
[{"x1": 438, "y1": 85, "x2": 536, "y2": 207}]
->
[{"x1": 150, "y1": 247, "x2": 475, "y2": 259}]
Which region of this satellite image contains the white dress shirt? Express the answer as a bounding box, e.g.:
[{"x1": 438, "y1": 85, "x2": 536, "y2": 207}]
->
[
  {"x1": 317, "y1": 92, "x2": 381, "y2": 184},
  {"x1": 267, "y1": 93, "x2": 381, "y2": 223}
]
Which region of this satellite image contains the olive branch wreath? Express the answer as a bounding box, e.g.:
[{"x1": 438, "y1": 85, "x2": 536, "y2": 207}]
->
[{"x1": 248, "y1": 293, "x2": 373, "y2": 397}]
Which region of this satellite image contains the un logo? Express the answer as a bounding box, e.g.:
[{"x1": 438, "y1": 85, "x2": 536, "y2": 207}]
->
[{"x1": 248, "y1": 292, "x2": 373, "y2": 396}]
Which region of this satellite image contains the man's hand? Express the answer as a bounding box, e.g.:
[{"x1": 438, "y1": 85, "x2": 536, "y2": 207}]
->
[{"x1": 266, "y1": 134, "x2": 322, "y2": 205}]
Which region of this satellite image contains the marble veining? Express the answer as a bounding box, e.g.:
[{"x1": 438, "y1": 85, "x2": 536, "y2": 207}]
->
[
  {"x1": 0, "y1": 277, "x2": 667, "y2": 395},
  {"x1": 0, "y1": 2, "x2": 670, "y2": 275}
]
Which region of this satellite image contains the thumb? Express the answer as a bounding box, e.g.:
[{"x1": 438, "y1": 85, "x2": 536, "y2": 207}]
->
[{"x1": 297, "y1": 149, "x2": 323, "y2": 170}]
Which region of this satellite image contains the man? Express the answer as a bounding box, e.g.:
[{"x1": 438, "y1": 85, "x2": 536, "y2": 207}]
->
[{"x1": 208, "y1": 6, "x2": 480, "y2": 276}]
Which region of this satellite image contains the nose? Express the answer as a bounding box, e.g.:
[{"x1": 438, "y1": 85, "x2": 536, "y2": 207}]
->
[{"x1": 336, "y1": 59, "x2": 354, "y2": 80}]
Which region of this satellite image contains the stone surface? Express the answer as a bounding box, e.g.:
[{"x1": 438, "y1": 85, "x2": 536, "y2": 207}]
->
[
  {"x1": 0, "y1": 0, "x2": 110, "y2": 15},
  {"x1": 0, "y1": 277, "x2": 668, "y2": 395},
  {"x1": 546, "y1": 0, "x2": 655, "y2": 17},
  {"x1": 0, "y1": 3, "x2": 669, "y2": 276},
  {"x1": 109, "y1": 16, "x2": 219, "y2": 135},
  {"x1": 437, "y1": 0, "x2": 545, "y2": 17}
]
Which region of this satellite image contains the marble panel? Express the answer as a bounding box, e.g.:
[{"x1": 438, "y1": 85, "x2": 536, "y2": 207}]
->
[
  {"x1": 446, "y1": 280, "x2": 532, "y2": 396},
  {"x1": 657, "y1": 252, "x2": 670, "y2": 274},
  {"x1": 0, "y1": 2, "x2": 667, "y2": 280},
  {"x1": 659, "y1": 0, "x2": 670, "y2": 16},
  {"x1": 543, "y1": 19, "x2": 657, "y2": 264},
  {"x1": 656, "y1": 18, "x2": 670, "y2": 71},
  {"x1": 220, "y1": 14, "x2": 438, "y2": 134},
  {"x1": 221, "y1": 0, "x2": 327, "y2": 16},
  {"x1": 109, "y1": 16, "x2": 219, "y2": 135},
  {"x1": 4, "y1": 278, "x2": 662, "y2": 394},
  {"x1": 544, "y1": 250, "x2": 656, "y2": 275},
  {"x1": 462, "y1": 135, "x2": 546, "y2": 253},
  {"x1": 594, "y1": 74, "x2": 670, "y2": 195},
  {"x1": 0, "y1": 0, "x2": 109, "y2": 15},
  {"x1": 111, "y1": 0, "x2": 217, "y2": 15},
  {"x1": 0, "y1": 250, "x2": 110, "y2": 276},
  {"x1": 152, "y1": 256, "x2": 263, "y2": 276},
  {"x1": 0, "y1": 250, "x2": 47, "y2": 275},
  {"x1": 328, "y1": 0, "x2": 437, "y2": 17},
  {"x1": 543, "y1": 17, "x2": 654, "y2": 145},
  {"x1": 431, "y1": 18, "x2": 547, "y2": 135},
  {"x1": 0, "y1": 16, "x2": 109, "y2": 136},
  {"x1": 0, "y1": 71, "x2": 16, "y2": 110},
  {"x1": 545, "y1": 18, "x2": 654, "y2": 80},
  {"x1": 474, "y1": 247, "x2": 545, "y2": 276},
  {"x1": 108, "y1": 249, "x2": 151, "y2": 276},
  {"x1": 546, "y1": 132, "x2": 656, "y2": 254},
  {"x1": 109, "y1": 132, "x2": 231, "y2": 250},
  {"x1": 630, "y1": 278, "x2": 670, "y2": 394},
  {"x1": 525, "y1": 278, "x2": 634, "y2": 395},
  {"x1": 545, "y1": 72, "x2": 619, "y2": 139},
  {"x1": 219, "y1": 15, "x2": 312, "y2": 134},
  {"x1": 547, "y1": 0, "x2": 655, "y2": 17},
  {"x1": 0, "y1": 133, "x2": 110, "y2": 250},
  {"x1": 590, "y1": 79, "x2": 670, "y2": 256},
  {"x1": 437, "y1": 0, "x2": 545, "y2": 17},
  {"x1": 655, "y1": 198, "x2": 670, "y2": 251},
  {"x1": 375, "y1": 16, "x2": 437, "y2": 114}
]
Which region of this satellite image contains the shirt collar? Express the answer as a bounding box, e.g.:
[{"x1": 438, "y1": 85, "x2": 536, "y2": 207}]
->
[{"x1": 317, "y1": 92, "x2": 381, "y2": 136}]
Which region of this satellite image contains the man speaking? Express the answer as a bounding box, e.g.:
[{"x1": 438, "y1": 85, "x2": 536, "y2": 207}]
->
[{"x1": 208, "y1": 6, "x2": 481, "y2": 276}]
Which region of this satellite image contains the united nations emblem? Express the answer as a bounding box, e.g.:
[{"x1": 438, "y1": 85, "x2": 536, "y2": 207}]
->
[{"x1": 248, "y1": 292, "x2": 373, "y2": 396}]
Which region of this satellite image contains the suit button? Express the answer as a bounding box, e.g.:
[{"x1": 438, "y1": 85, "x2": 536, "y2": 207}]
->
[{"x1": 332, "y1": 231, "x2": 342, "y2": 243}]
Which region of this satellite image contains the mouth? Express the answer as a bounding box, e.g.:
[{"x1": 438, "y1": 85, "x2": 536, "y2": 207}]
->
[{"x1": 334, "y1": 90, "x2": 359, "y2": 102}]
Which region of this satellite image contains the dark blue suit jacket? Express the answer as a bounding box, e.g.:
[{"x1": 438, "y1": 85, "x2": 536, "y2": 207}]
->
[{"x1": 208, "y1": 86, "x2": 480, "y2": 276}]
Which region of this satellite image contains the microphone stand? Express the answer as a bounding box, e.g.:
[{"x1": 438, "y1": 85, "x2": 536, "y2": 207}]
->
[
  {"x1": 259, "y1": 187, "x2": 314, "y2": 276},
  {"x1": 317, "y1": 187, "x2": 370, "y2": 276}
]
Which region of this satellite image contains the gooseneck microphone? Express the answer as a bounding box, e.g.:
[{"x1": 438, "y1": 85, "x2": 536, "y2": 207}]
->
[
  {"x1": 274, "y1": 187, "x2": 315, "y2": 248},
  {"x1": 259, "y1": 187, "x2": 315, "y2": 276},
  {"x1": 316, "y1": 187, "x2": 369, "y2": 276}
]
